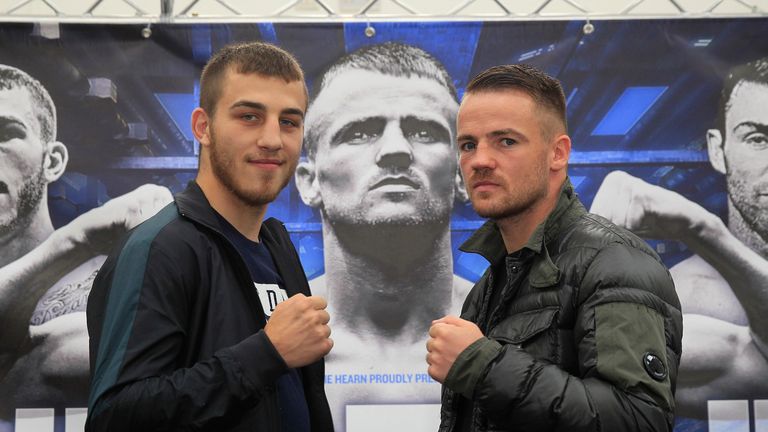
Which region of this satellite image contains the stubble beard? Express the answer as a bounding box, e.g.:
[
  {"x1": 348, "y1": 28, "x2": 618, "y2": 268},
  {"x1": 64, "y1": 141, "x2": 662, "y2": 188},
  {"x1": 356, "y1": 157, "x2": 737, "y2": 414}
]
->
[
  {"x1": 324, "y1": 195, "x2": 452, "y2": 228},
  {"x1": 470, "y1": 162, "x2": 548, "y2": 221},
  {"x1": 208, "y1": 129, "x2": 291, "y2": 208},
  {"x1": 0, "y1": 167, "x2": 46, "y2": 238},
  {"x1": 728, "y1": 176, "x2": 768, "y2": 244}
]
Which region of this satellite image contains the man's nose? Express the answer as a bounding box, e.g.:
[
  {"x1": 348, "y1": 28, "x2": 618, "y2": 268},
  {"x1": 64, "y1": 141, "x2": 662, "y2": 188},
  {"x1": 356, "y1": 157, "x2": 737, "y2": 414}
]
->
[
  {"x1": 375, "y1": 122, "x2": 413, "y2": 168},
  {"x1": 258, "y1": 117, "x2": 284, "y2": 151},
  {"x1": 465, "y1": 142, "x2": 497, "y2": 172}
]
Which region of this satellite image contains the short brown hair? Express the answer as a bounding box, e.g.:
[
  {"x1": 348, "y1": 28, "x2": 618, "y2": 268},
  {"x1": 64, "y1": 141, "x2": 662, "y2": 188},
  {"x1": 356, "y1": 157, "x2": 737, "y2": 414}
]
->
[
  {"x1": 465, "y1": 64, "x2": 567, "y2": 137},
  {"x1": 200, "y1": 42, "x2": 306, "y2": 116}
]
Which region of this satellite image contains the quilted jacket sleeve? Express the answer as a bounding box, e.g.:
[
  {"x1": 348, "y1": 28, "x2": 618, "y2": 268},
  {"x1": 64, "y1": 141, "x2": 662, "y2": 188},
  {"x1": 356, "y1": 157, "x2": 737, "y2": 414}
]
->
[{"x1": 447, "y1": 242, "x2": 683, "y2": 431}]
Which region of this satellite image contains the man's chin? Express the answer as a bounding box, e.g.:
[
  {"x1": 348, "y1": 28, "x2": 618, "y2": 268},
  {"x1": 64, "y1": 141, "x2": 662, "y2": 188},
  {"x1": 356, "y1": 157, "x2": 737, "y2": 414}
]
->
[
  {"x1": 330, "y1": 212, "x2": 449, "y2": 227},
  {"x1": 233, "y1": 189, "x2": 280, "y2": 208}
]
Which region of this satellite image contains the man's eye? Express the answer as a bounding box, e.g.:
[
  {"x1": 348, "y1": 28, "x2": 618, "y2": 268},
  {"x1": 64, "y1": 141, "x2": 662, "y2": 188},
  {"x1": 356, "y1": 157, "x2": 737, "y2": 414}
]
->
[
  {"x1": 408, "y1": 129, "x2": 436, "y2": 142},
  {"x1": 501, "y1": 138, "x2": 517, "y2": 146},
  {"x1": 333, "y1": 118, "x2": 386, "y2": 145},
  {"x1": 0, "y1": 125, "x2": 25, "y2": 143},
  {"x1": 745, "y1": 133, "x2": 768, "y2": 149},
  {"x1": 241, "y1": 114, "x2": 258, "y2": 122},
  {"x1": 459, "y1": 142, "x2": 476, "y2": 152},
  {"x1": 344, "y1": 130, "x2": 375, "y2": 142},
  {"x1": 280, "y1": 118, "x2": 299, "y2": 128},
  {"x1": 402, "y1": 118, "x2": 450, "y2": 144}
]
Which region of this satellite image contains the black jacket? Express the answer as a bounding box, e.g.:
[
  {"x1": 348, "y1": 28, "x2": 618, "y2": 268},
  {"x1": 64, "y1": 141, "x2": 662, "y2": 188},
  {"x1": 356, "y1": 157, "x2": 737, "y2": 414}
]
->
[
  {"x1": 440, "y1": 179, "x2": 683, "y2": 431},
  {"x1": 86, "y1": 182, "x2": 333, "y2": 431}
]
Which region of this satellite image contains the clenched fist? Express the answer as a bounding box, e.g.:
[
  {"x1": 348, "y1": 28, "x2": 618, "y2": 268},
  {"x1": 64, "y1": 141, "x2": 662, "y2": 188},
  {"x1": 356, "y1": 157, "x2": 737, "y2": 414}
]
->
[
  {"x1": 67, "y1": 184, "x2": 173, "y2": 255},
  {"x1": 590, "y1": 170, "x2": 713, "y2": 241},
  {"x1": 426, "y1": 315, "x2": 483, "y2": 383},
  {"x1": 265, "y1": 294, "x2": 333, "y2": 368}
]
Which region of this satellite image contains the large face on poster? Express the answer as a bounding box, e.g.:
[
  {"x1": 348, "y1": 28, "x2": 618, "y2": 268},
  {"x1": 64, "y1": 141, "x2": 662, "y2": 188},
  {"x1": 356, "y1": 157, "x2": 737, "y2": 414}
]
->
[{"x1": 0, "y1": 19, "x2": 766, "y2": 432}]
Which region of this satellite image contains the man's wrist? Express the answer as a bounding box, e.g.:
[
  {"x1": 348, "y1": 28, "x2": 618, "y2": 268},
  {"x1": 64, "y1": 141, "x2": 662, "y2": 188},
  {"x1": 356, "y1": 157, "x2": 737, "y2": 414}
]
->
[
  {"x1": 444, "y1": 337, "x2": 502, "y2": 399},
  {"x1": 689, "y1": 209, "x2": 728, "y2": 246},
  {"x1": 48, "y1": 224, "x2": 92, "y2": 261}
]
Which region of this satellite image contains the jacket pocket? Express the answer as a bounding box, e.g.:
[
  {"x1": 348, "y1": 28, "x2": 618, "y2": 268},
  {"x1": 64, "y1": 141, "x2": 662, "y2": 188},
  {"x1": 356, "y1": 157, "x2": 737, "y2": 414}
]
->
[{"x1": 486, "y1": 306, "x2": 558, "y2": 346}]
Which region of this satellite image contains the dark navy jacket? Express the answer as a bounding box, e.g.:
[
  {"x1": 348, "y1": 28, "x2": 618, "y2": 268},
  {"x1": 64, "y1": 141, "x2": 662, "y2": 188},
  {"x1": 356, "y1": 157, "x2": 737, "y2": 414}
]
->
[{"x1": 86, "y1": 182, "x2": 332, "y2": 431}]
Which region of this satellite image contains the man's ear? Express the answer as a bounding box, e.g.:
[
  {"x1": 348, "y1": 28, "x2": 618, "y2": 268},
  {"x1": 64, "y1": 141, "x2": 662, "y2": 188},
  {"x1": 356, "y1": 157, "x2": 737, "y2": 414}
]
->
[
  {"x1": 551, "y1": 134, "x2": 571, "y2": 171},
  {"x1": 454, "y1": 169, "x2": 468, "y2": 203},
  {"x1": 191, "y1": 107, "x2": 211, "y2": 148},
  {"x1": 295, "y1": 159, "x2": 323, "y2": 208},
  {"x1": 43, "y1": 141, "x2": 68, "y2": 183},
  {"x1": 707, "y1": 129, "x2": 726, "y2": 175}
]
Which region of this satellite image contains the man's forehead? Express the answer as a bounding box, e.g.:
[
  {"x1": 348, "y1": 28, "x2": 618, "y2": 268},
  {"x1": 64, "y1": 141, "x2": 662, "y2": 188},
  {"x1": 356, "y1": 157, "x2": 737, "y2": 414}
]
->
[
  {"x1": 218, "y1": 69, "x2": 307, "y2": 108},
  {"x1": 307, "y1": 69, "x2": 457, "y2": 129},
  {"x1": 0, "y1": 86, "x2": 40, "y2": 131},
  {"x1": 726, "y1": 81, "x2": 768, "y2": 125}
]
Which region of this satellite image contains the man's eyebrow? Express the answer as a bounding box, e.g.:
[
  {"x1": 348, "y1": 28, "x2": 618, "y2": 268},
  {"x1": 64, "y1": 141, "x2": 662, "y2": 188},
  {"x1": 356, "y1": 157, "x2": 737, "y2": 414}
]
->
[
  {"x1": 0, "y1": 115, "x2": 27, "y2": 127},
  {"x1": 230, "y1": 101, "x2": 266, "y2": 111},
  {"x1": 488, "y1": 128, "x2": 519, "y2": 138},
  {"x1": 733, "y1": 121, "x2": 768, "y2": 132},
  {"x1": 229, "y1": 101, "x2": 305, "y2": 119},
  {"x1": 457, "y1": 128, "x2": 520, "y2": 142},
  {"x1": 282, "y1": 107, "x2": 305, "y2": 119}
]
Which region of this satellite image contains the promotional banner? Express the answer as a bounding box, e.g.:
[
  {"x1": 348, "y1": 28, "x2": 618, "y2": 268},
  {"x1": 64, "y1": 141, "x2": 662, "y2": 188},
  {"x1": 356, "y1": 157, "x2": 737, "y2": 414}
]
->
[{"x1": 0, "y1": 18, "x2": 766, "y2": 431}]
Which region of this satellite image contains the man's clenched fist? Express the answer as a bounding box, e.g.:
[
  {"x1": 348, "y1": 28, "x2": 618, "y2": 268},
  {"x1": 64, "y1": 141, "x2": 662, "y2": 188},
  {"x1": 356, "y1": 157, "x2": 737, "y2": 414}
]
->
[
  {"x1": 426, "y1": 315, "x2": 483, "y2": 383},
  {"x1": 265, "y1": 294, "x2": 333, "y2": 368}
]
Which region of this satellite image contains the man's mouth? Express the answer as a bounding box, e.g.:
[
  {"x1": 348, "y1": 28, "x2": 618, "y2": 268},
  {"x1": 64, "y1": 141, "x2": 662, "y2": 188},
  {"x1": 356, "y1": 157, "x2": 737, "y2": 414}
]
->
[
  {"x1": 370, "y1": 176, "x2": 420, "y2": 191},
  {"x1": 471, "y1": 180, "x2": 499, "y2": 189},
  {"x1": 247, "y1": 158, "x2": 283, "y2": 167}
]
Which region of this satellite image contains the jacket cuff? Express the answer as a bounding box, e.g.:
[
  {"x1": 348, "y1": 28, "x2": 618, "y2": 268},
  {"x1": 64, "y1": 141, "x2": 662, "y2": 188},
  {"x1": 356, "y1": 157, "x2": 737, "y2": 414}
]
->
[
  {"x1": 221, "y1": 329, "x2": 288, "y2": 397},
  {"x1": 445, "y1": 337, "x2": 502, "y2": 399}
]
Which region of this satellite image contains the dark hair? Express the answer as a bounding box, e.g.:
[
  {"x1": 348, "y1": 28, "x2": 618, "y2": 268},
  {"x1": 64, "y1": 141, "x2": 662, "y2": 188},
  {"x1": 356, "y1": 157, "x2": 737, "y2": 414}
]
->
[
  {"x1": 200, "y1": 42, "x2": 306, "y2": 116},
  {"x1": 465, "y1": 64, "x2": 567, "y2": 136},
  {"x1": 716, "y1": 56, "x2": 768, "y2": 133},
  {"x1": 0, "y1": 65, "x2": 56, "y2": 143},
  {"x1": 304, "y1": 42, "x2": 457, "y2": 157}
]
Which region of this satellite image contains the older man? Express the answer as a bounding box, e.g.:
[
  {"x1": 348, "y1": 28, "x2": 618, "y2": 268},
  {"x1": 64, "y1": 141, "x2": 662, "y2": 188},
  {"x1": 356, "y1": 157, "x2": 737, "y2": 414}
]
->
[{"x1": 295, "y1": 42, "x2": 471, "y2": 430}]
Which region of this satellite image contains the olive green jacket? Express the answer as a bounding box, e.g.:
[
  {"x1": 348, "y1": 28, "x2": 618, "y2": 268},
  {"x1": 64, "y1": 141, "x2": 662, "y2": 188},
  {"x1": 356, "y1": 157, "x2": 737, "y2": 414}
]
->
[{"x1": 440, "y1": 179, "x2": 683, "y2": 431}]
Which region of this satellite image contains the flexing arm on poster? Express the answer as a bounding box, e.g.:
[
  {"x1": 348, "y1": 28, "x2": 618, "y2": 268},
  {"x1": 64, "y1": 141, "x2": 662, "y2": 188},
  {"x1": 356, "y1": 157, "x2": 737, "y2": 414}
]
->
[
  {"x1": 0, "y1": 64, "x2": 172, "y2": 418},
  {"x1": 591, "y1": 57, "x2": 768, "y2": 415}
]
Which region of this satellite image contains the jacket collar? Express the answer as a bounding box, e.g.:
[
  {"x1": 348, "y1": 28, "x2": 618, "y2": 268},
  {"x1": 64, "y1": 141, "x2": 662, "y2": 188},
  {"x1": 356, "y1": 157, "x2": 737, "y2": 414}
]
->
[
  {"x1": 174, "y1": 181, "x2": 225, "y2": 233},
  {"x1": 174, "y1": 181, "x2": 282, "y2": 244},
  {"x1": 459, "y1": 177, "x2": 585, "y2": 288}
]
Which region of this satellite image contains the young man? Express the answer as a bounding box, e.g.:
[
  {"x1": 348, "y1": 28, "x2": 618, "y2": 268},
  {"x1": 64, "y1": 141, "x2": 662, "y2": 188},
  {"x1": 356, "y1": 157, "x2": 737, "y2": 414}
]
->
[
  {"x1": 86, "y1": 42, "x2": 333, "y2": 431},
  {"x1": 426, "y1": 64, "x2": 682, "y2": 431},
  {"x1": 295, "y1": 42, "x2": 471, "y2": 430},
  {"x1": 0, "y1": 64, "x2": 171, "y2": 424},
  {"x1": 591, "y1": 56, "x2": 768, "y2": 416}
]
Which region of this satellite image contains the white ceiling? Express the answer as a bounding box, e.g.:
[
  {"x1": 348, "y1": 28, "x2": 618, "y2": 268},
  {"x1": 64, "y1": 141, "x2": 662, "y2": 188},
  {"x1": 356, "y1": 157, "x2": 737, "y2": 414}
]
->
[{"x1": 0, "y1": 0, "x2": 765, "y2": 22}]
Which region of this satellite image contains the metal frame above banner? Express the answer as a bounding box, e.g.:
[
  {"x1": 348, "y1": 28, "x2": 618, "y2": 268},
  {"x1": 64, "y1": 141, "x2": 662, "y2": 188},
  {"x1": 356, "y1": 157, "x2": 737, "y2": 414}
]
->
[{"x1": 0, "y1": 0, "x2": 766, "y2": 23}]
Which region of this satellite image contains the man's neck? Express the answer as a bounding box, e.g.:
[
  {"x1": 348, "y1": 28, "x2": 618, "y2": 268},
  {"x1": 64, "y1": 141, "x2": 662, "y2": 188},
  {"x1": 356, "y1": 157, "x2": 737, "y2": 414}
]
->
[
  {"x1": 0, "y1": 207, "x2": 54, "y2": 268},
  {"x1": 495, "y1": 181, "x2": 562, "y2": 254},
  {"x1": 322, "y1": 221, "x2": 454, "y2": 342},
  {"x1": 728, "y1": 199, "x2": 768, "y2": 258},
  {"x1": 196, "y1": 177, "x2": 267, "y2": 242}
]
